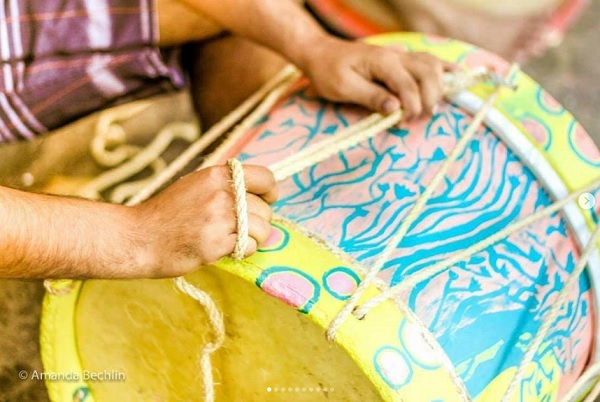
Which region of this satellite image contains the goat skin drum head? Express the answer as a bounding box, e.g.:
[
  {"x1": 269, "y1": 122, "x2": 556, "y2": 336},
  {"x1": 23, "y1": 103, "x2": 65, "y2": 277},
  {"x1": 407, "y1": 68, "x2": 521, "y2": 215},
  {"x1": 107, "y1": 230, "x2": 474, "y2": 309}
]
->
[{"x1": 41, "y1": 33, "x2": 600, "y2": 402}]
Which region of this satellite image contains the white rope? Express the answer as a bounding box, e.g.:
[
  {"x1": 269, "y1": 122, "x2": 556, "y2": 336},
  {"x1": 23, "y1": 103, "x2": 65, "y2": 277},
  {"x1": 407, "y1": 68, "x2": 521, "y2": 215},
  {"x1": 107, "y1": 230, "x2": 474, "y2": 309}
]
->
[
  {"x1": 561, "y1": 361, "x2": 600, "y2": 402},
  {"x1": 501, "y1": 222, "x2": 600, "y2": 401},
  {"x1": 126, "y1": 65, "x2": 299, "y2": 207},
  {"x1": 583, "y1": 380, "x2": 600, "y2": 402},
  {"x1": 91, "y1": 101, "x2": 153, "y2": 167},
  {"x1": 108, "y1": 158, "x2": 167, "y2": 204},
  {"x1": 227, "y1": 159, "x2": 249, "y2": 259},
  {"x1": 353, "y1": 176, "x2": 600, "y2": 319},
  {"x1": 173, "y1": 277, "x2": 225, "y2": 402},
  {"x1": 43, "y1": 279, "x2": 76, "y2": 296},
  {"x1": 325, "y1": 63, "x2": 520, "y2": 341},
  {"x1": 80, "y1": 122, "x2": 199, "y2": 200},
  {"x1": 271, "y1": 112, "x2": 401, "y2": 181}
]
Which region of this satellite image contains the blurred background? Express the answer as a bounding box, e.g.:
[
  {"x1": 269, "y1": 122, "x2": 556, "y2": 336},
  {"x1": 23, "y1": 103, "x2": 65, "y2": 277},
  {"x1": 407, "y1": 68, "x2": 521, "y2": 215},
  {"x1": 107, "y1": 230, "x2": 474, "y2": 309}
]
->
[{"x1": 0, "y1": 2, "x2": 598, "y2": 401}]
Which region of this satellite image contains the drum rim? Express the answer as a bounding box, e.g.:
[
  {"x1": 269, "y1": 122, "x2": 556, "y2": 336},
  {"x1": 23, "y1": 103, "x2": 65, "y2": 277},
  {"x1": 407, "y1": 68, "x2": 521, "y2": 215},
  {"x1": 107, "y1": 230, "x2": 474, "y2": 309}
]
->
[{"x1": 40, "y1": 32, "x2": 600, "y2": 402}]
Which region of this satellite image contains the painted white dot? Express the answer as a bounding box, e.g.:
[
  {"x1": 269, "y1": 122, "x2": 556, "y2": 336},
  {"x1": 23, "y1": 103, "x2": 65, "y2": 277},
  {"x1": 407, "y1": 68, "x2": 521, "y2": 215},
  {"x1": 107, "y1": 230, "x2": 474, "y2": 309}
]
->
[
  {"x1": 267, "y1": 387, "x2": 272, "y2": 392},
  {"x1": 330, "y1": 387, "x2": 335, "y2": 392},
  {"x1": 288, "y1": 388, "x2": 292, "y2": 392},
  {"x1": 295, "y1": 387, "x2": 300, "y2": 392},
  {"x1": 274, "y1": 388, "x2": 278, "y2": 392},
  {"x1": 376, "y1": 348, "x2": 412, "y2": 387},
  {"x1": 309, "y1": 387, "x2": 314, "y2": 392},
  {"x1": 302, "y1": 387, "x2": 306, "y2": 392},
  {"x1": 316, "y1": 387, "x2": 321, "y2": 392},
  {"x1": 401, "y1": 322, "x2": 440, "y2": 368}
]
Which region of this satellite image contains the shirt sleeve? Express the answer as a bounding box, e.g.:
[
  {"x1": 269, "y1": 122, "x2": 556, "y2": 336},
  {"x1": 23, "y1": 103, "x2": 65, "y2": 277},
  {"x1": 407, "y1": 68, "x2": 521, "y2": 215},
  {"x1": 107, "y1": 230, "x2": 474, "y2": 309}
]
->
[{"x1": 0, "y1": 0, "x2": 186, "y2": 143}]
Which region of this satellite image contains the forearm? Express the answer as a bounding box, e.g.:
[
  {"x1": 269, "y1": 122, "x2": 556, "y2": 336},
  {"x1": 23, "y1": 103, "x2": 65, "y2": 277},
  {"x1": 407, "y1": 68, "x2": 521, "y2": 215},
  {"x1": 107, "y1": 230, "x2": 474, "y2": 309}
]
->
[
  {"x1": 181, "y1": 0, "x2": 331, "y2": 67},
  {"x1": 0, "y1": 186, "x2": 148, "y2": 279}
]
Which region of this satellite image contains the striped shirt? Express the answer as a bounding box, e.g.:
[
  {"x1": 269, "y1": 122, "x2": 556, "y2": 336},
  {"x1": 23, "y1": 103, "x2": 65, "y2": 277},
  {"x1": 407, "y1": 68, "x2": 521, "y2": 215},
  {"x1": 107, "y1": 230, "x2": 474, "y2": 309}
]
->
[{"x1": 0, "y1": 0, "x2": 184, "y2": 143}]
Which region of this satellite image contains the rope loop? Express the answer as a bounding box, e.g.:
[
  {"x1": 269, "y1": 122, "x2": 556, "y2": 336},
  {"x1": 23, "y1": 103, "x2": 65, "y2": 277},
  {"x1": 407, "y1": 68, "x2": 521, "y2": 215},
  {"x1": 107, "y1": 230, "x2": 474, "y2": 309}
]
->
[
  {"x1": 43, "y1": 279, "x2": 76, "y2": 296},
  {"x1": 227, "y1": 159, "x2": 249, "y2": 260}
]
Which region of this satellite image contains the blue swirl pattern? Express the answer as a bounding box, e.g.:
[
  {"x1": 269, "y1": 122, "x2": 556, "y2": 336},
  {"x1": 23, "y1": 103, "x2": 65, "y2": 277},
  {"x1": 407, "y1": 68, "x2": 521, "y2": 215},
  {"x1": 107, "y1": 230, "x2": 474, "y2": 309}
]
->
[{"x1": 237, "y1": 88, "x2": 592, "y2": 398}]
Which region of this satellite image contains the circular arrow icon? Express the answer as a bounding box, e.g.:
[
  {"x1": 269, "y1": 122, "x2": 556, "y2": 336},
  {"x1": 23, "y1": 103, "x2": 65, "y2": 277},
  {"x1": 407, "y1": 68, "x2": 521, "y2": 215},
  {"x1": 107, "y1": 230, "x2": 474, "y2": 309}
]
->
[{"x1": 578, "y1": 193, "x2": 596, "y2": 210}]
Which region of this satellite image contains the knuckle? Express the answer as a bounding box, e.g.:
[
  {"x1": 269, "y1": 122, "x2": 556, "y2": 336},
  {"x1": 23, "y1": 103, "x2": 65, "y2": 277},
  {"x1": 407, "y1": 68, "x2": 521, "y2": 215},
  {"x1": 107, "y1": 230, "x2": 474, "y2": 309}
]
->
[
  {"x1": 403, "y1": 77, "x2": 420, "y2": 96},
  {"x1": 205, "y1": 165, "x2": 229, "y2": 184},
  {"x1": 211, "y1": 189, "x2": 232, "y2": 204},
  {"x1": 370, "y1": 92, "x2": 387, "y2": 109},
  {"x1": 212, "y1": 237, "x2": 234, "y2": 260},
  {"x1": 266, "y1": 170, "x2": 277, "y2": 189},
  {"x1": 336, "y1": 74, "x2": 354, "y2": 92},
  {"x1": 259, "y1": 218, "x2": 272, "y2": 237}
]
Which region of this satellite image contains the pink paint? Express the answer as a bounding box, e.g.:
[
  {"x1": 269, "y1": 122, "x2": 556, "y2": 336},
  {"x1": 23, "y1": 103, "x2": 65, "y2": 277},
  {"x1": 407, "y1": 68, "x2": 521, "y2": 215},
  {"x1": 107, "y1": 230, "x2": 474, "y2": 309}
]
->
[
  {"x1": 571, "y1": 121, "x2": 600, "y2": 163},
  {"x1": 522, "y1": 118, "x2": 550, "y2": 147},
  {"x1": 326, "y1": 271, "x2": 357, "y2": 295},
  {"x1": 262, "y1": 226, "x2": 283, "y2": 248},
  {"x1": 260, "y1": 272, "x2": 315, "y2": 309}
]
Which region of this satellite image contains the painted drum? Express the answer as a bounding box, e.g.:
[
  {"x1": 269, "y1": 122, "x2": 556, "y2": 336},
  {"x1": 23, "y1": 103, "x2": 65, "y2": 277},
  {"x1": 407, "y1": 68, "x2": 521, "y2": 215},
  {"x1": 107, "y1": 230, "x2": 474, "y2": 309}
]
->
[
  {"x1": 41, "y1": 33, "x2": 600, "y2": 402},
  {"x1": 306, "y1": 0, "x2": 587, "y2": 41}
]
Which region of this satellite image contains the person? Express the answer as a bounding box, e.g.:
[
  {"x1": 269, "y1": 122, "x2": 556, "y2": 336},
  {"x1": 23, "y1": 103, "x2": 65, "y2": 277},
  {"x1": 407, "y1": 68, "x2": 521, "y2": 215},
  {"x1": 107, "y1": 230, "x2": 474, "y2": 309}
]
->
[
  {"x1": 306, "y1": 0, "x2": 590, "y2": 62},
  {"x1": 0, "y1": 0, "x2": 447, "y2": 280}
]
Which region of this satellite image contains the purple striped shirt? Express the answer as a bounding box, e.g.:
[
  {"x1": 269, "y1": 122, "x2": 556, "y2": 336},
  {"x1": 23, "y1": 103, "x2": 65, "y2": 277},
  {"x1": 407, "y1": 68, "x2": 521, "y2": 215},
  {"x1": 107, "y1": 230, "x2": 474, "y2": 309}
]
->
[{"x1": 0, "y1": 0, "x2": 184, "y2": 143}]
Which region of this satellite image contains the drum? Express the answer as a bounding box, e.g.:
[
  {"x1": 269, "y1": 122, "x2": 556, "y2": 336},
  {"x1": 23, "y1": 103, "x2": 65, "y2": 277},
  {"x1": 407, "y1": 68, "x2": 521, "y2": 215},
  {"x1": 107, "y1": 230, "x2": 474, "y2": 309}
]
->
[
  {"x1": 305, "y1": 0, "x2": 587, "y2": 46},
  {"x1": 41, "y1": 33, "x2": 600, "y2": 401}
]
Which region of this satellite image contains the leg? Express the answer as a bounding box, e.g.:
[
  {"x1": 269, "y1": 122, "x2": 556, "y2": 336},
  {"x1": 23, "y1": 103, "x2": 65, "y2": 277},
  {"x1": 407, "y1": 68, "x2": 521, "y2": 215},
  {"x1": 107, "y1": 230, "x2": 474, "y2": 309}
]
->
[{"x1": 185, "y1": 36, "x2": 288, "y2": 129}]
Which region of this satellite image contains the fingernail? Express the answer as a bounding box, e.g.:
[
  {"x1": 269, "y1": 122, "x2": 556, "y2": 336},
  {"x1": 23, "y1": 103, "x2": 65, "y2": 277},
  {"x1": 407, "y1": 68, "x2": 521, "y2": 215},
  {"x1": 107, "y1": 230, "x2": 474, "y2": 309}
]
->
[
  {"x1": 432, "y1": 104, "x2": 439, "y2": 115},
  {"x1": 382, "y1": 98, "x2": 399, "y2": 115}
]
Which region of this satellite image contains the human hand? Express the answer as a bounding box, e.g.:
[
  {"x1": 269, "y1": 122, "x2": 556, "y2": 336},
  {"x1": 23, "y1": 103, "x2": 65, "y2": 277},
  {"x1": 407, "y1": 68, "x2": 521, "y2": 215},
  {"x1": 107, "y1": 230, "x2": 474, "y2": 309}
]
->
[
  {"x1": 296, "y1": 37, "x2": 449, "y2": 120},
  {"x1": 133, "y1": 164, "x2": 277, "y2": 277}
]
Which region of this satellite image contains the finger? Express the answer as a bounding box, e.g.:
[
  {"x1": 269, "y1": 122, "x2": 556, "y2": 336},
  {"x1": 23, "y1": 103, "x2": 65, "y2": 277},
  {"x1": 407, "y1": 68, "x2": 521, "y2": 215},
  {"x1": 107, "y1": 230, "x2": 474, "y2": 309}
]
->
[
  {"x1": 242, "y1": 164, "x2": 278, "y2": 204},
  {"x1": 216, "y1": 234, "x2": 238, "y2": 261},
  {"x1": 343, "y1": 71, "x2": 400, "y2": 115},
  {"x1": 247, "y1": 213, "x2": 272, "y2": 246},
  {"x1": 244, "y1": 237, "x2": 258, "y2": 257},
  {"x1": 223, "y1": 233, "x2": 258, "y2": 259},
  {"x1": 405, "y1": 60, "x2": 444, "y2": 114},
  {"x1": 372, "y1": 60, "x2": 422, "y2": 120},
  {"x1": 247, "y1": 193, "x2": 273, "y2": 222},
  {"x1": 442, "y1": 61, "x2": 459, "y2": 72}
]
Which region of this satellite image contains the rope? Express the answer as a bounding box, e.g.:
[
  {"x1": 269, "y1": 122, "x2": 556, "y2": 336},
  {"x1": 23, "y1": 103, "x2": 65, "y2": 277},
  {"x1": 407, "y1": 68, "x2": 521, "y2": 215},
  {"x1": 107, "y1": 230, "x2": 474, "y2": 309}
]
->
[
  {"x1": 270, "y1": 112, "x2": 401, "y2": 181},
  {"x1": 584, "y1": 380, "x2": 600, "y2": 402},
  {"x1": 501, "y1": 222, "x2": 600, "y2": 401},
  {"x1": 353, "y1": 176, "x2": 600, "y2": 319},
  {"x1": 560, "y1": 361, "x2": 600, "y2": 402},
  {"x1": 126, "y1": 65, "x2": 300, "y2": 207},
  {"x1": 325, "y1": 63, "x2": 520, "y2": 341},
  {"x1": 109, "y1": 159, "x2": 167, "y2": 204},
  {"x1": 80, "y1": 122, "x2": 199, "y2": 200},
  {"x1": 227, "y1": 159, "x2": 249, "y2": 260},
  {"x1": 91, "y1": 101, "x2": 153, "y2": 167},
  {"x1": 173, "y1": 277, "x2": 225, "y2": 402},
  {"x1": 43, "y1": 279, "x2": 76, "y2": 296}
]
